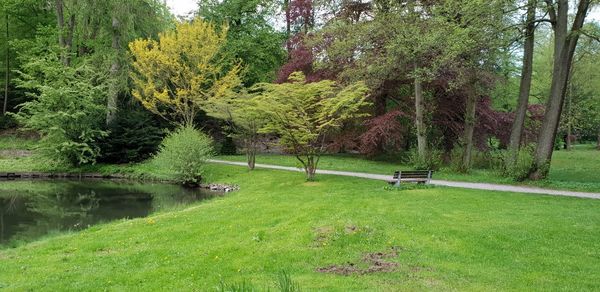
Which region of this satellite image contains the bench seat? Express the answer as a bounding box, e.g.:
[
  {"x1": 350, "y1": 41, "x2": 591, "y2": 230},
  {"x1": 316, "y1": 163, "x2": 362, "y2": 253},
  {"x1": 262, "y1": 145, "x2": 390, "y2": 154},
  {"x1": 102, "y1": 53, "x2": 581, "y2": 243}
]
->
[{"x1": 387, "y1": 170, "x2": 433, "y2": 185}]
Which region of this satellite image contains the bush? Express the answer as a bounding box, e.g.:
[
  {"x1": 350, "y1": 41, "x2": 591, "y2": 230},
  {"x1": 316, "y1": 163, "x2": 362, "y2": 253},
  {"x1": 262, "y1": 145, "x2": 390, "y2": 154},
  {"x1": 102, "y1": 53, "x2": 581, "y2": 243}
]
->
[
  {"x1": 219, "y1": 136, "x2": 237, "y2": 155},
  {"x1": 98, "y1": 109, "x2": 165, "y2": 163},
  {"x1": 0, "y1": 115, "x2": 17, "y2": 130},
  {"x1": 12, "y1": 52, "x2": 107, "y2": 166},
  {"x1": 449, "y1": 147, "x2": 495, "y2": 171},
  {"x1": 154, "y1": 126, "x2": 214, "y2": 186},
  {"x1": 493, "y1": 146, "x2": 535, "y2": 181},
  {"x1": 408, "y1": 148, "x2": 442, "y2": 170}
]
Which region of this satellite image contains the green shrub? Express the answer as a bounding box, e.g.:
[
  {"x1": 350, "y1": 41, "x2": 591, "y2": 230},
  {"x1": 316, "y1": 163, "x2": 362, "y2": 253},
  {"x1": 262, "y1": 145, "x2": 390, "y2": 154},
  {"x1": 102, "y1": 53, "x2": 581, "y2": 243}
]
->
[
  {"x1": 154, "y1": 126, "x2": 214, "y2": 186},
  {"x1": 12, "y1": 50, "x2": 107, "y2": 166},
  {"x1": 0, "y1": 115, "x2": 17, "y2": 130},
  {"x1": 219, "y1": 136, "x2": 238, "y2": 155},
  {"x1": 408, "y1": 148, "x2": 442, "y2": 170},
  {"x1": 449, "y1": 147, "x2": 496, "y2": 171},
  {"x1": 493, "y1": 146, "x2": 535, "y2": 181},
  {"x1": 98, "y1": 109, "x2": 166, "y2": 163}
]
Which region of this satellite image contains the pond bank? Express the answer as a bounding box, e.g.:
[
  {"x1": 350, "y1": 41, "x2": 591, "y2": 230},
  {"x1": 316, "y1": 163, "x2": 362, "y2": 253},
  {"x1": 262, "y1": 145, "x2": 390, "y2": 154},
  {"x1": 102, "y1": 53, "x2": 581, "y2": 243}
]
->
[
  {"x1": 0, "y1": 172, "x2": 239, "y2": 193},
  {"x1": 0, "y1": 179, "x2": 225, "y2": 247}
]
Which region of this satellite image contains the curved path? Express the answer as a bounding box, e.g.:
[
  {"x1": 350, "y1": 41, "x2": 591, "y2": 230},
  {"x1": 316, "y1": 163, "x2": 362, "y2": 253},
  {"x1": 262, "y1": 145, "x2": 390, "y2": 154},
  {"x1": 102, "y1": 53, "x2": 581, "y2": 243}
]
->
[{"x1": 209, "y1": 159, "x2": 600, "y2": 200}]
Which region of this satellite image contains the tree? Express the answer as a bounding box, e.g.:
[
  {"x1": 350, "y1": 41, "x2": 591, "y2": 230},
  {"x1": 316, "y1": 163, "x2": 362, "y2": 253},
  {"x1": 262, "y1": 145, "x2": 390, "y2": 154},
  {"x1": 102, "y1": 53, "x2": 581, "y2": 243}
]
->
[
  {"x1": 198, "y1": 0, "x2": 286, "y2": 86},
  {"x1": 528, "y1": 0, "x2": 593, "y2": 179},
  {"x1": 3, "y1": 13, "x2": 8, "y2": 115},
  {"x1": 252, "y1": 72, "x2": 370, "y2": 180},
  {"x1": 12, "y1": 40, "x2": 108, "y2": 166},
  {"x1": 129, "y1": 20, "x2": 242, "y2": 126},
  {"x1": 50, "y1": 0, "x2": 171, "y2": 125},
  {"x1": 507, "y1": 0, "x2": 537, "y2": 166},
  {"x1": 0, "y1": 0, "x2": 54, "y2": 116},
  {"x1": 205, "y1": 90, "x2": 265, "y2": 170},
  {"x1": 312, "y1": 0, "x2": 509, "y2": 168},
  {"x1": 559, "y1": 25, "x2": 600, "y2": 149}
]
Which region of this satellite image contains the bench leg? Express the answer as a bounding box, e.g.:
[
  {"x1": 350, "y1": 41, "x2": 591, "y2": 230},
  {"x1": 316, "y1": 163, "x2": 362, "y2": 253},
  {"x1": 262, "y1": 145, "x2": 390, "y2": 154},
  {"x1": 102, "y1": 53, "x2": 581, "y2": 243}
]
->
[{"x1": 394, "y1": 179, "x2": 401, "y2": 187}]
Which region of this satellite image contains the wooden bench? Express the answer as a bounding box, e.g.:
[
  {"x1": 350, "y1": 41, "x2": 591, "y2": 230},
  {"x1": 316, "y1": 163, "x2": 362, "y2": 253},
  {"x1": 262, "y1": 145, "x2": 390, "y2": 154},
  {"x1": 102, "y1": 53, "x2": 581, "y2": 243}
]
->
[
  {"x1": 388, "y1": 170, "x2": 433, "y2": 186},
  {"x1": 0, "y1": 172, "x2": 19, "y2": 179}
]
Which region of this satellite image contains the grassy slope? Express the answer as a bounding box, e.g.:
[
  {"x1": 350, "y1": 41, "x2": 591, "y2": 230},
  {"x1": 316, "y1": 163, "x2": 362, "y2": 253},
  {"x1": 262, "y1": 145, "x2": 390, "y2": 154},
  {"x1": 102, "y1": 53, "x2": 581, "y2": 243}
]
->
[
  {"x1": 218, "y1": 144, "x2": 600, "y2": 192},
  {"x1": 1, "y1": 164, "x2": 599, "y2": 290}
]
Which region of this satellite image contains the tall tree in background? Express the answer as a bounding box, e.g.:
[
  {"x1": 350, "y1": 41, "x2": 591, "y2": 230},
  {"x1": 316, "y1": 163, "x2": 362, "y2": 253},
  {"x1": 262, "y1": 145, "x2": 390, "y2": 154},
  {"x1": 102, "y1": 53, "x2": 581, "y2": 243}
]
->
[
  {"x1": 198, "y1": 0, "x2": 286, "y2": 86},
  {"x1": 312, "y1": 0, "x2": 508, "y2": 169},
  {"x1": 50, "y1": 0, "x2": 171, "y2": 125},
  {"x1": 0, "y1": 0, "x2": 54, "y2": 116},
  {"x1": 277, "y1": 0, "x2": 316, "y2": 82},
  {"x1": 507, "y1": 0, "x2": 537, "y2": 167},
  {"x1": 55, "y1": 0, "x2": 76, "y2": 66},
  {"x1": 3, "y1": 13, "x2": 8, "y2": 115},
  {"x1": 529, "y1": 0, "x2": 593, "y2": 179}
]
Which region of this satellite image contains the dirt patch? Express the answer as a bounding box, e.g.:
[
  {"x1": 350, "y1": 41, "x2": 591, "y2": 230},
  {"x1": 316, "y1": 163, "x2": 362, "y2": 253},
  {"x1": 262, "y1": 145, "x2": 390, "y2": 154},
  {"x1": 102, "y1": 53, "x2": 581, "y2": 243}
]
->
[
  {"x1": 317, "y1": 247, "x2": 400, "y2": 275},
  {"x1": 303, "y1": 182, "x2": 322, "y2": 187},
  {"x1": 0, "y1": 150, "x2": 32, "y2": 158}
]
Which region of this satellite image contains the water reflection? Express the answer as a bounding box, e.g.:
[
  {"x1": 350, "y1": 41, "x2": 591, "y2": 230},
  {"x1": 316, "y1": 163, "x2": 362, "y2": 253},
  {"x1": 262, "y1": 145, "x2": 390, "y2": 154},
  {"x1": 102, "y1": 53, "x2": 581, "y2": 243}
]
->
[{"x1": 0, "y1": 180, "x2": 220, "y2": 247}]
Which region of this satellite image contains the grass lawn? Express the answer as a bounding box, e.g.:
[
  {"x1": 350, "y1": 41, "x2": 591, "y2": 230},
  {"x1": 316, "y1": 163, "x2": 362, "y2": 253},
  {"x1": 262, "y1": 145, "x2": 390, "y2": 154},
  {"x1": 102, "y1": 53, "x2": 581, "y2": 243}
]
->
[
  {"x1": 1, "y1": 164, "x2": 599, "y2": 290},
  {"x1": 1, "y1": 134, "x2": 599, "y2": 192},
  {"x1": 218, "y1": 144, "x2": 600, "y2": 192}
]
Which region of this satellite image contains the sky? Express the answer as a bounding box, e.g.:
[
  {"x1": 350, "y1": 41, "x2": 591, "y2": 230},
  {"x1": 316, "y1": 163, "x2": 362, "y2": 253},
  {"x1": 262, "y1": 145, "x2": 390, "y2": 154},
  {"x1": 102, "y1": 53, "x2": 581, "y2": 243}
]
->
[
  {"x1": 165, "y1": 0, "x2": 198, "y2": 17},
  {"x1": 165, "y1": 0, "x2": 600, "y2": 22}
]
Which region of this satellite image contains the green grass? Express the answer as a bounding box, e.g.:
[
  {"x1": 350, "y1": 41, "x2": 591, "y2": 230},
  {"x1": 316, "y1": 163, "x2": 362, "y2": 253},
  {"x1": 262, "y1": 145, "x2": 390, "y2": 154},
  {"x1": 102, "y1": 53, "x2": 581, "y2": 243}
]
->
[
  {"x1": 1, "y1": 164, "x2": 599, "y2": 290},
  {"x1": 0, "y1": 136, "x2": 37, "y2": 151},
  {"x1": 1, "y1": 134, "x2": 598, "y2": 192},
  {"x1": 218, "y1": 145, "x2": 600, "y2": 192}
]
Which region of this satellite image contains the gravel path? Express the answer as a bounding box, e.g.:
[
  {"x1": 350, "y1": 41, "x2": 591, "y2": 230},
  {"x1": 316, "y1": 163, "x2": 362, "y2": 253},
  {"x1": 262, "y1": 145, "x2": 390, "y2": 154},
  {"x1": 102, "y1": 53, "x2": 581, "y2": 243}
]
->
[{"x1": 209, "y1": 159, "x2": 600, "y2": 200}]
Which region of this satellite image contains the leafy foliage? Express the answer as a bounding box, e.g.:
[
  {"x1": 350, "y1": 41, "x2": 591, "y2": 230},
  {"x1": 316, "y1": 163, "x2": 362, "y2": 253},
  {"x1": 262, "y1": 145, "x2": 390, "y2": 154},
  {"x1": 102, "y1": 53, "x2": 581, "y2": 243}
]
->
[
  {"x1": 154, "y1": 126, "x2": 214, "y2": 186},
  {"x1": 408, "y1": 148, "x2": 443, "y2": 171},
  {"x1": 12, "y1": 42, "x2": 107, "y2": 166},
  {"x1": 129, "y1": 20, "x2": 242, "y2": 126},
  {"x1": 493, "y1": 146, "x2": 536, "y2": 181},
  {"x1": 252, "y1": 72, "x2": 370, "y2": 180},
  {"x1": 204, "y1": 90, "x2": 266, "y2": 169},
  {"x1": 97, "y1": 108, "x2": 166, "y2": 163},
  {"x1": 198, "y1": 0, "x2": 286, "y2": 86}
]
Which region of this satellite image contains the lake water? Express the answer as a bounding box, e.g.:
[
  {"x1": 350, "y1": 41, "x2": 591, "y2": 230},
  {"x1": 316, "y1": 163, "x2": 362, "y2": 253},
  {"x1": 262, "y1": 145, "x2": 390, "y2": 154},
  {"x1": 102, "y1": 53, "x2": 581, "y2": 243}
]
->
[{"x1": 0, "y1": 179, "x2": 221, "y2": 247}]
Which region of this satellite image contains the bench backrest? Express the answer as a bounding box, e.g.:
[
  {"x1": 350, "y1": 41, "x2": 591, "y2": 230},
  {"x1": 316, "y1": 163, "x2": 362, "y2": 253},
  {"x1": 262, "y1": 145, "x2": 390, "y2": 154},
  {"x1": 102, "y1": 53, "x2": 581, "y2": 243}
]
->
[{"x1": 393, "y1": 170, "x2": 433, "y2": 179}]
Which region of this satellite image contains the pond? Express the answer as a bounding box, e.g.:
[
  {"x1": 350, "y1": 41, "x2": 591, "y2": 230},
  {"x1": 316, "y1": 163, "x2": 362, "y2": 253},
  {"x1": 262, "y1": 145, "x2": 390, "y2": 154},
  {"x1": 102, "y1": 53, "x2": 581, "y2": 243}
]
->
[{"x1": 0, "y1": 179, "x2": 222, "y2": 247}]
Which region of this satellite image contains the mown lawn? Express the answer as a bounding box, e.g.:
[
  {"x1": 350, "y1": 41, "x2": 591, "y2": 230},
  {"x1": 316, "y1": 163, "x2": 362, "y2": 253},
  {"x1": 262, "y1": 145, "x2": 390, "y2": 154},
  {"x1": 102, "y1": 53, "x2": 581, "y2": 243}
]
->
[
  {"x1": 1, "y1": 164, "x2": 599, "y2": 290},
  {"x1": 218, "y1": 144, "x2": 600, "y2": 192},
  {"x1": 2, "y1": 135, "x2": 598, "y2": 192}
]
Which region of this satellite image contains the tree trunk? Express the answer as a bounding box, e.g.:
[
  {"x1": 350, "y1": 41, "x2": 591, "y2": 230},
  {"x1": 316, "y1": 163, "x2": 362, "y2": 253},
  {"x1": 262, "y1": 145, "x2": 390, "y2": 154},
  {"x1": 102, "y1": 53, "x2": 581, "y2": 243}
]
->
[
  {"x1": 55, "y1": 0, "x2": 75, "y2": 66},
  {"x1": 106, "y1": 15, "x2": 121, "y2": 126},
  {"x1": 246, "y1": 138, "x2": 256, "y2": 170},
  {"x1": 302, "y1": 155, "x2": 318, "y2": 181},
  {"x1": 596, "y1": 127, "x2": 600, "y2": 150},
  {"x1": 65, "y1": 14, "x2": 75, "y2": 66},
  {"x1": 530, "y1": 0, "x2": 590, "y2": 180},
  {"x1": 565, "y1": 74, "x2": 573, "y2": 151},
  {"x1": 55, "y1": 0, "x2": 66, "y2": 63},
  {"x1": 507, "y1": 0, "x2": 536, "y2": 165},
  {"x1": 284, "y1": 0, "x2": 291, "y2": 56},
  {"x1": 414, "y1": 74, "x2": 427, "y2": 160},
  {"x1": 0, "y1": 211, "x2": 4, "y2": 242},
  {"x1": 3, "y1": 14, "x2": 8, "y2": 115},
  {"x1": 461, "y1": 94, "x2": 477, "y2": 172}
]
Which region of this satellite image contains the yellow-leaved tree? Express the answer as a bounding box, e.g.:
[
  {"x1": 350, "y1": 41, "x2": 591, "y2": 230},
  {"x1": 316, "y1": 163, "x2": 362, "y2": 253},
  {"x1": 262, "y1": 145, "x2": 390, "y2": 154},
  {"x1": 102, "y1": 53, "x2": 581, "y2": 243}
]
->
[{"x1": 129, "y1": 20, "x2": 241, "y2": 126}]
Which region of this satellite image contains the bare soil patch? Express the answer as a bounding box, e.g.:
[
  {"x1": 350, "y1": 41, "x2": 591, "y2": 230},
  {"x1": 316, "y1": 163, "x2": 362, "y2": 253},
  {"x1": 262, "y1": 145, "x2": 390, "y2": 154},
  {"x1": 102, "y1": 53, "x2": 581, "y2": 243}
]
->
[{"x1": 317, "y1": 247, "x2": 400, "y2": 275}]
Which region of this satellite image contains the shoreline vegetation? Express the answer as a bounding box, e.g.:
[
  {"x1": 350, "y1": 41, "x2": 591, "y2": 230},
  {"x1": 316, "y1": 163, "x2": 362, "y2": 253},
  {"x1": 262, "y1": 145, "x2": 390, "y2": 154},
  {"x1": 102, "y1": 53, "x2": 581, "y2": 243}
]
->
[{"x1": 3, "y1": 136, "x2": 599, "y2": 193}]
